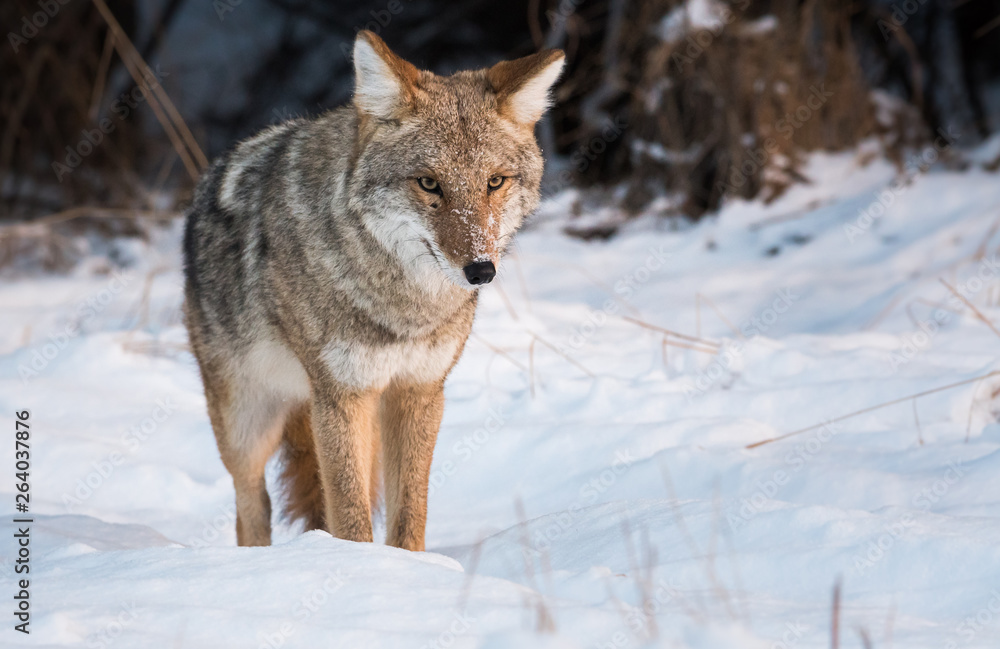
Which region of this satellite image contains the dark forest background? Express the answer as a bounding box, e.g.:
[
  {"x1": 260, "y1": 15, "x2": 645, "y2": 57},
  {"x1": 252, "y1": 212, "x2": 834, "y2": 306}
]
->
[{"x1": 2, "y1": 0, "x2": 1000, "y2": 262}]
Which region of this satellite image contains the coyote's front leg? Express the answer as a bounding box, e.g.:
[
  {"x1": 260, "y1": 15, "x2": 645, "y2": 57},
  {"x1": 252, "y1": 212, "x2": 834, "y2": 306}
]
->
[
  {"x1": 380, "y1": 381, "x2": 445, "y2": 551},
  {"x1": 310, "y1": 386, "x2": 380, "y2": 543}
]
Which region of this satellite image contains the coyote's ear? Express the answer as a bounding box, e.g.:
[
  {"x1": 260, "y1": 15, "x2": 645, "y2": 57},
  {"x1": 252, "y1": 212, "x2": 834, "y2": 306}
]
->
[
  {"x1": 353, "y1": 30, "x2": 420, "y2": 120},
  {"x1": 488, "y1": 50, "x2": 565, "y2": 126}
]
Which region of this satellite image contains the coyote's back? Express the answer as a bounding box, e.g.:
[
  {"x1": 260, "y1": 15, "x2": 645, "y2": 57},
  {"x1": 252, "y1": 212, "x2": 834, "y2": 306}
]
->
[{"x1": 183, "y1": 30, "x2": 563, "y2": 549}]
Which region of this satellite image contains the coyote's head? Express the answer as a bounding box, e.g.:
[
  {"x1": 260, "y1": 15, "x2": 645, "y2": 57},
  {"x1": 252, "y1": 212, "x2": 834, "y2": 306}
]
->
[{"x1": 348, "y1": 31, "x2": 564, "y2": 290}]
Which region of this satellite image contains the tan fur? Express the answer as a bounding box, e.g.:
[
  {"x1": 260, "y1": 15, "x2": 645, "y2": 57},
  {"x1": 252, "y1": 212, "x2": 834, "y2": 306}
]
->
[
  {"x1": 379, "y1": 380, "x2": 447, "y2": 551},
  {"x1": 355, "y1": 30, "x2": 422, "y2": 112},
  {"x1": 192, "y1": 340, "x2": 277, "y2": 547},
  {"x1": 184, "y1": 31, "x2": 563, "y2": 551},
  {"x1": 487, "y1": 50, "x2": 566, "y2": 125},
  {"x1": 309, "y1": 386, "x2": 381, "y2": 542}
]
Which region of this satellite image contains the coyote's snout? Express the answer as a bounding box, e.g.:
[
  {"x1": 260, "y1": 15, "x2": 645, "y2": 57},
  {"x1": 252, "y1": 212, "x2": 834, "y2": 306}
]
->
[{"x1": 183, "y1": 31, "x2": 563, "y2": 550}]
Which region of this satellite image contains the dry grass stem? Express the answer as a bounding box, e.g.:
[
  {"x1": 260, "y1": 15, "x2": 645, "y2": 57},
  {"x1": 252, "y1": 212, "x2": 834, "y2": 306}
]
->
[{"x1": 748, "y1": 370, "x2": 1000, "y2": 449}]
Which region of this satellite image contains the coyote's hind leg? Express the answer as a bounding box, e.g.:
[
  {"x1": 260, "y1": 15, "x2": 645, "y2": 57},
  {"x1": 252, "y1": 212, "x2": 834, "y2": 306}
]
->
[{"x1": 200, "y1": 357, "x2": 297, "y2": 547}]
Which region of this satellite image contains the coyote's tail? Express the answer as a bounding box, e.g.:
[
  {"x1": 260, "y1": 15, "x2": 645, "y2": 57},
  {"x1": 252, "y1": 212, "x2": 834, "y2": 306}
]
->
[{"x1": 278, "y1": 404, "x2": 325, "y2": 531}]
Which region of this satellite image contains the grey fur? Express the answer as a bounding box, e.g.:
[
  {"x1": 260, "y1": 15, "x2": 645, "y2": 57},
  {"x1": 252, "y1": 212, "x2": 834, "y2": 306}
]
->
[{"x1": 183, "y1": 32, "x2": 563, "y2": 548}]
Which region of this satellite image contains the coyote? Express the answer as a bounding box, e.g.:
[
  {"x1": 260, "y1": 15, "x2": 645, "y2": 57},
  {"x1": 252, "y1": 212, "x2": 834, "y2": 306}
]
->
[{"x1": 183, "y1": 31, "x2": 564, "y2": 550}]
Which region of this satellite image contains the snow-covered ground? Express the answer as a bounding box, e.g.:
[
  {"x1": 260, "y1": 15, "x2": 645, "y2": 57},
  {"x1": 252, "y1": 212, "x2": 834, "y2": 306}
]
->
[{"x1": 3, "y1": 142, "x2": 1000, "y2": 648}]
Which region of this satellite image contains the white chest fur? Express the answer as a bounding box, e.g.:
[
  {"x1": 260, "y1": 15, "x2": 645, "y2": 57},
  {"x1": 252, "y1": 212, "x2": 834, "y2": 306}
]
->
[{"x1": 321, "y1": 336, "x2": 462, "y2": 389}]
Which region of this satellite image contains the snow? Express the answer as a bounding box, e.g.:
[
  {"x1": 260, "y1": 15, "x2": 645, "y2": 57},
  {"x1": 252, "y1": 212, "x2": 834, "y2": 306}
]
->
[
  {"x1": 3, "y1": 144, "x2": 1000, "y2": 648},
  {"x1": 656, "y1": 0, "x2": 730, "y2": 45}
]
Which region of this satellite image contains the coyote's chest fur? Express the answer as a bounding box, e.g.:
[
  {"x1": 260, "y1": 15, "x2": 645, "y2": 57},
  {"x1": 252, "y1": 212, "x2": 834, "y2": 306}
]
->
[
  {"x1": 182, "y1": 30, "x2": 564, "y2": 550},
  {"x1": 320, "y1": 336, "x2": 464, "y2": 390},
  {"x1": 243, "y1": 333, "x2": 464, "y2": 400}
]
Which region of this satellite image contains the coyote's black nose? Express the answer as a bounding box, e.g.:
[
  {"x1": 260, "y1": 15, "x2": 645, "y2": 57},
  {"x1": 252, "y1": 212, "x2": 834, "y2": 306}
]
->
[{"x1": 463, "y1": 261, "x2": 496, "y2": 285}]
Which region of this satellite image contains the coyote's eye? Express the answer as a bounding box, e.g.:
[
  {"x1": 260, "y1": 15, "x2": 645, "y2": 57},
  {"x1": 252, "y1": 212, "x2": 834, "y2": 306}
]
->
[
  {"x1": 487, "y1": 176, "x2": 505, "y2": 192},
  {"x1": 417, "y1": 177, "x2": 441, "y2": 194}
]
